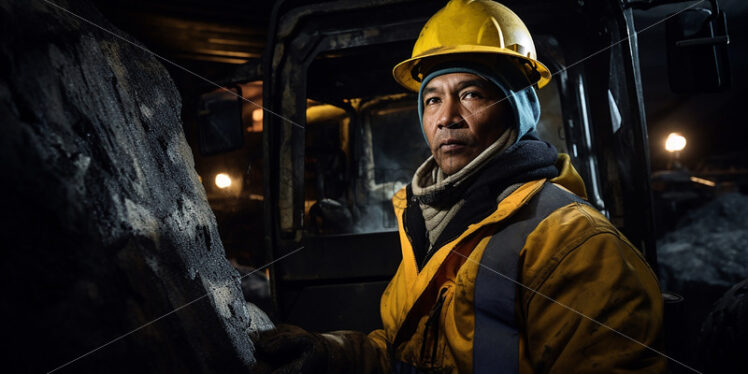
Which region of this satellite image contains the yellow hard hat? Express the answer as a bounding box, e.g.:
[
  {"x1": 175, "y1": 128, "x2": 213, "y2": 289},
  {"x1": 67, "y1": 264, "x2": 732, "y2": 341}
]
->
[{"x1": 393, "y1": 0, "x2": 551, "y2": 92}]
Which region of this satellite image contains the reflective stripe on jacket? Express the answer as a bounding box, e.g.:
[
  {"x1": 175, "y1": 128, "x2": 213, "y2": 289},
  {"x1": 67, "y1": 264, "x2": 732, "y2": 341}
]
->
[{"x1": 366, "y1": 154, "x2": 667, "y2": 373}]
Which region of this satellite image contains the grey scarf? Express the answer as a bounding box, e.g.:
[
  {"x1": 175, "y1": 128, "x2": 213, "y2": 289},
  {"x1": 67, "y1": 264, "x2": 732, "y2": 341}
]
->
[{"x1": 411, "y1": 128, "x2": 517, "y2": 251}]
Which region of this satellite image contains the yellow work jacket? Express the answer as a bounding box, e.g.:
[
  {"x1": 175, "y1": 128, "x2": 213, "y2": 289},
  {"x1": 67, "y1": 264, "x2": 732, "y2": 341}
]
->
[{"x1": 367, "y1": 155, "x2": 667, "y2": 373}]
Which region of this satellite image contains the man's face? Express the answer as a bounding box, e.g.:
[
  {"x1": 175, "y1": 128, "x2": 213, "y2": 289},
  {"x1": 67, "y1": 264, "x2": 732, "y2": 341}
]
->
[{"x1": 421, "y1": 72, "x2": 512, "y2": 175}]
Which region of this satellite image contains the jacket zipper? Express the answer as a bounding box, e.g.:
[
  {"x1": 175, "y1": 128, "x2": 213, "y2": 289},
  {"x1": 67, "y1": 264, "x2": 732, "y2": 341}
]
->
[
  {"x1": 403, "y1": 196, "x2": 421, "y2": 273},
  {"x1": 419, "y1": 287, "x2": 448, "y2": 364}
]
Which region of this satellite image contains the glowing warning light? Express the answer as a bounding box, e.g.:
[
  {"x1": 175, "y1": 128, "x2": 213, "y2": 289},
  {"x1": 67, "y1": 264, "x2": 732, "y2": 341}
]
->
[
  {"x1": 252, "y1": 108, "x2": 263, "y2": 122},
  {"x1": 665, "y1": 132, "x2": 687, "y2": 152},
  {"x1": 215, "y1": 173, "x2": 232, "y2": 189}
]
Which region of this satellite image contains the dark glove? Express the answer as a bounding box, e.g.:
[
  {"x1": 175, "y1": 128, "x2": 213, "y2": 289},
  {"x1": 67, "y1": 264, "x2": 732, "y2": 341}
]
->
[{"x1": 253, "y1": 324, "x2": 330, "y2": 374}]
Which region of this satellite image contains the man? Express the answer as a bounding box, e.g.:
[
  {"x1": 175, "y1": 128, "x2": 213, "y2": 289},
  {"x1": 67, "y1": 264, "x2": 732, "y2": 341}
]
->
[{"x1": 255, "y1": 0, "x2": 666, "y2": 372}]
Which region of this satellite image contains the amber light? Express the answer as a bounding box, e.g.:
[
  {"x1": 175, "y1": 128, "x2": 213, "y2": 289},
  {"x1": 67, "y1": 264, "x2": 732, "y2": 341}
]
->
[
  {"x1": 252, "y1": 108, "x2": 263, "y2": 122},
  {"x1": 665, "y1": 133, "x2": 687, "y2": 152},
  {"x1": 215, "y1": 173, "x2": 232, "y2": 189}
]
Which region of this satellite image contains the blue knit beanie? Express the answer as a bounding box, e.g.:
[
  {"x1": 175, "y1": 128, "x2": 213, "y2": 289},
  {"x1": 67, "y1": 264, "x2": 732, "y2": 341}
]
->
[{"x1": 417, "y1": 60, "x2": 540, "y2": 146}]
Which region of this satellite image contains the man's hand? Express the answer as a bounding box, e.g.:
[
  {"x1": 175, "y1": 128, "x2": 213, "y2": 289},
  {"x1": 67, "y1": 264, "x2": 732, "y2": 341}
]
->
[{"x1": 253, "y1": 324, "x2": 329, "y2": 374}]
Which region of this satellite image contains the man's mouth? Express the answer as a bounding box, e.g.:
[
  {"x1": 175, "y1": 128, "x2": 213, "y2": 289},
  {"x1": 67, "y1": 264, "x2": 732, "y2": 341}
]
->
[{"x1": 440, "y1": 139, "x2": 466, "y2": 152}]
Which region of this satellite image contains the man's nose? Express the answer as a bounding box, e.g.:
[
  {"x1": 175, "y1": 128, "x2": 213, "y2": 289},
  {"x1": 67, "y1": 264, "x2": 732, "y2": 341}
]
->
[{"x1": 436, "y1": 97, "x2": 465, "y2": 130}]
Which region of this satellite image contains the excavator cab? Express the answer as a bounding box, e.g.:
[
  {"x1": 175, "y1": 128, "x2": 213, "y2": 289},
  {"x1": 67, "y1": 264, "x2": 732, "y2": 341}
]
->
[{"x1": 256, "y1": 0, "x2": 662, "y2": 332}]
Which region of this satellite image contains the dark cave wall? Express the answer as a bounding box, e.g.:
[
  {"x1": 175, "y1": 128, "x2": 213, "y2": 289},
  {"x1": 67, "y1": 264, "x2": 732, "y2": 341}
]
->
[{"x1": 0, "y1": 0, "x2": 262, "y2": 372}]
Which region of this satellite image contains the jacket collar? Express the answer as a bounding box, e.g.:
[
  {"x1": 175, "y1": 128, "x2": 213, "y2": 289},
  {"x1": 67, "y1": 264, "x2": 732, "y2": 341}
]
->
[
  {"x1": 405, "y1": 138, "x2": 560, "y2": 269},
  {"x1": 393, "y1": 153, "x2": 587, "y2": 275}
]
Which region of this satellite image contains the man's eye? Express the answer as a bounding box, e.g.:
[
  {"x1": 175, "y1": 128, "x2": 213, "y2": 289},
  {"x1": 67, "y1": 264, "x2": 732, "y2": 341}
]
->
[
  {"x1": 424, "y1": 97, "x2": 439, "y2": 105},
  {"x1": 462, "y1": 91, "x2": 481, "y2": 100}
]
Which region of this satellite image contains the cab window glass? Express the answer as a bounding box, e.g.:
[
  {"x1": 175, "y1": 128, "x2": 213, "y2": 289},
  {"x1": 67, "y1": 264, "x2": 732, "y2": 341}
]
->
[
  {"x1": 356, "y1": 97, "x2": 431, "y2": 232},
  {"x1": 303, "y1": 96, "x2": 429, "y2": 235}
]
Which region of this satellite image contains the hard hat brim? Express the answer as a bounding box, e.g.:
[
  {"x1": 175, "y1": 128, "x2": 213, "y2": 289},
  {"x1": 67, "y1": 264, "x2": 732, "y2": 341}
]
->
[{"x1": 392, "y1": 46, "x2": 552, "y2": 92}]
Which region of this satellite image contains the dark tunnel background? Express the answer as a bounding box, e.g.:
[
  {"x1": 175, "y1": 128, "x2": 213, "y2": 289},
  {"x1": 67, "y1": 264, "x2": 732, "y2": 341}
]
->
[{"x1": 1, "y1": 0, "x2": 747, "y2": 372}]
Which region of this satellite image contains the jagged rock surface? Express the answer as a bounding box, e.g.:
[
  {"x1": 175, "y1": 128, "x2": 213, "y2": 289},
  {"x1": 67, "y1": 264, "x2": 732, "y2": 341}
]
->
[
  {"x1": 656, "y1": 192, "x2": 748, "y2": 371},
  {"x1": 0, "y1": 0, "x2": 268, "y2": 372},
  {"x1": 658, "y1": 192, "x2": 748, "y2": 292}
]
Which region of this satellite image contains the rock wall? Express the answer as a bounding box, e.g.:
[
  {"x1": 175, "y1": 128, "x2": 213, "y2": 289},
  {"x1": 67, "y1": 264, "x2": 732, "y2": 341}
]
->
[
  {"x1": 0, "y1": 0, "x2": 267, "y2": 372},
  {"x1": 657, "y1": 192, "x2": 748, "y2": 372},
  {"x1": 658, "y1": 192, "x2": 748, "y2": 293}
]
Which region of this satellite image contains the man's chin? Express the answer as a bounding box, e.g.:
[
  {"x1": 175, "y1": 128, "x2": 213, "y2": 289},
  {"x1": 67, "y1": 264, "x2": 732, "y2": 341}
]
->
[{"x1": 437, "y1": 156, "x2": 470, "y2": 176}]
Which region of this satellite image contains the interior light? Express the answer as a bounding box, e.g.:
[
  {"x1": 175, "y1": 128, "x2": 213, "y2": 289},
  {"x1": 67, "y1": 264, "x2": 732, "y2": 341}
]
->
[
  {"x1": 215, "y1": 173, "x2": 232, "y2": 189},
  {"x1": 665, "y1": 132, "x2": 687, "y2": 152},
  {"x1": 252, "y1": 108, "x2": 263, "y2": 122}
]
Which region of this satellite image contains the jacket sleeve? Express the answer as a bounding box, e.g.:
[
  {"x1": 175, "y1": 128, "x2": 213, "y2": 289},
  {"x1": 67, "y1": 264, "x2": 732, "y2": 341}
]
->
[
  {"x1": 519, "y1": 231, "x2": 668, "y2": 373},
  {"x1": 314, "y1": 329, "x2": 389, "y2": 373}
]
